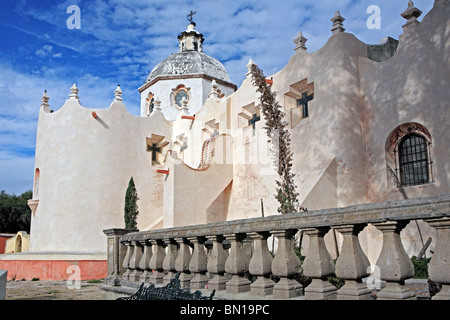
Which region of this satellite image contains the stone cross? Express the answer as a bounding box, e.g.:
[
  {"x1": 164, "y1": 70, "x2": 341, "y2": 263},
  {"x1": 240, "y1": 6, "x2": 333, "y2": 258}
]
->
[
  {"x1": 248, "y1": 112, "x2": 261, "y2": 132},
  {"x1": 297, "y1": 91, "x2": 314, "y2": 118},
  {"x1": 148, "y1": 143, "x2": 162, "y2": 162}
]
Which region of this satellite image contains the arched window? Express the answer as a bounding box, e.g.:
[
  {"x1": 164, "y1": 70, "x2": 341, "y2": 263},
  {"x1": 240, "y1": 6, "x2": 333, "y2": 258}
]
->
[{"x1": 398, "y1": 134, "x2": 429, "y2": 186}]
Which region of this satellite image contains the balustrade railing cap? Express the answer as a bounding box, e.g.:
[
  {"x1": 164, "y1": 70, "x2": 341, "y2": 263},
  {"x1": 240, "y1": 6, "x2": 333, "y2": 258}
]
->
[{"x1": 119, "y1": 194, "x2": 450, "y2": 242}]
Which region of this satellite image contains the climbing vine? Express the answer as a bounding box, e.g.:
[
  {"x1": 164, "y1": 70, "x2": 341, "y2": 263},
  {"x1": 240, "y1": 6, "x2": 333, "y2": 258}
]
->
[{"x1": 250, "y1": 63, "x2": 302, "y2": 214}]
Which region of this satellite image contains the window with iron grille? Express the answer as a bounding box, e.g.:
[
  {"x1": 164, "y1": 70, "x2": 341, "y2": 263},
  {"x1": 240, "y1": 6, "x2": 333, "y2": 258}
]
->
[{"x1": 398, "y1": 134, "x2": 429, "y2": 186}]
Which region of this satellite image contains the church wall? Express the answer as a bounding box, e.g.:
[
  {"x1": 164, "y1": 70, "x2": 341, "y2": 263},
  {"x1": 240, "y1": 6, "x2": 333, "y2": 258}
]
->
[
  {"x1": 359, "y1": 3, "x2": 450, "y2": 204},
  {"x1": 267, "y1": 32, "x2": 368, "y2": 211},
  {"x1": 30, "y1": 97, "x2": 171, "y2": 252}
]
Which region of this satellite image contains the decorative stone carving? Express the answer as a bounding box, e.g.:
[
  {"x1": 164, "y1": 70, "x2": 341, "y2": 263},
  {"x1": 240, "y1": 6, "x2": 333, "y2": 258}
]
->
[
  {"x1": 293, "y1": 31, "x2": 307, "y2": 52},
  {"x1": 331, "y1": 11, "x2": 345, "y2": 35}
]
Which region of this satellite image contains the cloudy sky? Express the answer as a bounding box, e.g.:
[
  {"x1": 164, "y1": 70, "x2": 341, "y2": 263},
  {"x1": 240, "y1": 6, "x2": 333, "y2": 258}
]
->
[{"x1": 0, "y1": 0, "x2": 434, "y2": 195}]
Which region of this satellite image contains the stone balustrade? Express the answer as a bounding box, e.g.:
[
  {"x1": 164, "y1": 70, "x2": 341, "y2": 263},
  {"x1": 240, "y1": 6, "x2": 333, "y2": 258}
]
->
[{"x1": 103, "y1": 194, "x2": 450, "y2": 300}]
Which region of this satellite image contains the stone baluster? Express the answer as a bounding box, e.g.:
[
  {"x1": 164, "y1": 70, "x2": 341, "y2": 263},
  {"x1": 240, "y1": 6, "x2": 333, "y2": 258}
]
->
[
  {"x1": 175, "y1": 237, "x2": 193, "y2": 288},
  {"x1": 302, "y1": 227, "x2": 337, "y2": 300},
  {"x1": 120, "y1": 240, "x2": 133, "y2": 282},
  {"x1": 138, "y1": 240, "x2": 153, "y2": 283},
  {"x1": 271, "y1": 229, "x2": 302, "y2": 299},
  {"x1": 424, "y1": 217, "x2": 450, "y2": 300},
  {"x1": 148, "y1": 239, "x2": 166, "y2": 285},
  {"x1": 333, "y1": 224, "x2": 371, "y2": 300},
  {"x1": 207, "y1": 235, "x2": 228, "y2": 290},
  {"x1": 188, "y1": 236, "x2": 209, "y2": 289},
  {"x1": 162, "y1": 238, "x2": 179, "y2": 285},
  {"x1": 248, "y1": 232, "x2": 275, "y2": 296},
  {"x1": 225, "y1": 233, "x2": 251, "y2": 294},
  {"x1": 128, "y1": 240, "x2": 143, "y2": 282},
  {"x1": 373, "y1": 221, "x2": 414, "y2": 300}
]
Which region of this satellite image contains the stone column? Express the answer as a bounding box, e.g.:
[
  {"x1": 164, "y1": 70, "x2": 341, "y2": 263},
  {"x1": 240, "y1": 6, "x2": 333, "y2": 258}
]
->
[
  {"x1": 333, "y1": 224, "x2": 371, "y2": 300},
  {"x1": 162, "y1": 238, "x2": 179, "y2": 285},
  {"x1": 424, "y1": 217, "x2": 450, "y2": 300},
  {"x1": 175, "y1": 237, "x2": 193, "y2": 288},
  {"x1": 373, "y1": 221, "x2": 414, "y2": 300},
  {"x1": 302, "y1": 227, "x2": 337, "y2": 300},
  {"x1": 120, "y1": 240, "x2": 133, "y2": 283},
  {"x1": 188, "y1": 236, "x2": 209, "y2": 289},
  {"x1": 103, "y1": 228, "x2": 131, "y2": 286},
  {"x1": 225, "y1": 233, "x2": 251, "y2": 294},
  {"x1": 139, "y1": 240, "x2": 152, "y2": 283},
  {"x1": 207, "y1": 235, "x2": 228, "y2": 291},
  {"x1": 248, "y1": 232, "x2": 275, "y2": 296},
  {"x1": 148, "y1": 239, "x2": 166, "y2": 285},
  {"x1": 271, "y1": 229, "x2": 302, "y2": 299},
  {"x1": 128, "y1": 240, "x2": 143, "y2": 282}
]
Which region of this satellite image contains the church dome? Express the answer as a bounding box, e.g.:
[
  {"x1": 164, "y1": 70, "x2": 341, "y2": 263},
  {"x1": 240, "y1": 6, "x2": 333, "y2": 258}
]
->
[
  {"x1": 145, "y1": 21, "x2": 232, "y2": 85},
  {"x1": 146, "y1": 51, "x2": 232, "y2": 84}
]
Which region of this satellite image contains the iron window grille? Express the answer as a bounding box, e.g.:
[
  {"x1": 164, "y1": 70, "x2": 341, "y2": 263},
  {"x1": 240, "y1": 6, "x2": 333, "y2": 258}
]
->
[{"x1": 397, "y1": 134, "x2": 431, "y2": 187}]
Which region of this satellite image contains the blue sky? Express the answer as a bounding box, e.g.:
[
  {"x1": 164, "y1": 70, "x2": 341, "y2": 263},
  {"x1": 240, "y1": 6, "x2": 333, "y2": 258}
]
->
[{"x1": 0, "y1": 0, "x2": 434, "y2": 195}]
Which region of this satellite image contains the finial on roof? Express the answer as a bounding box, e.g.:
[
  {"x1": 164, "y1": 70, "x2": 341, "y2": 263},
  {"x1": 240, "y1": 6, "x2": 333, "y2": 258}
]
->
[
  {"x1": 331, "y1": 11, "x2": 346, "y2": 35},
  {"x1": 114, "y1": 84, "x2": 123, "y2": 102},
  {"x1": 293, "y1": 31, "x2": 308, "y2": 52},
  {"x1": 246, "y1": 58, "x2": 256, "y2": 77},
  {"x1": 69, "y1": 84, "x2": 79, "y2": 99},
  {"x1": 41, "y1": 90, "x2": 50, "y2": 111},
  {"x1": 209, "y1": 80, "x2": 220, "y2": 99},
  {"x1": 401, "y1": 0, "x2": 422, "y2": 26}
]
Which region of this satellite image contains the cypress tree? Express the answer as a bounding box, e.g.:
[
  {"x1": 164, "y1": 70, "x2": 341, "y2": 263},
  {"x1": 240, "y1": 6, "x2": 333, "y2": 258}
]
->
[{"x1": 124, "y1": 177, "x2": 139, "y2": 229}]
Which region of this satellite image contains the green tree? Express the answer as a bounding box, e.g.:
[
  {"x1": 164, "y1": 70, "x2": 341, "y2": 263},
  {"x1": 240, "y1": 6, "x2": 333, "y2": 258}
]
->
[
  {"x1": 0, "y1": 190, "x2": 32, "y2": 233},
  {"x1": 124, "y1": 177, "x2": 139, "y2": 230}
]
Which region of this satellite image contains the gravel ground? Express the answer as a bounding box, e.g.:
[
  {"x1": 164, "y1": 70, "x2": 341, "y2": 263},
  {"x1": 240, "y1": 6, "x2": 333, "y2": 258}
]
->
[{"x1": 5, "y1": 279, "x2": 107, "y2": 300}]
